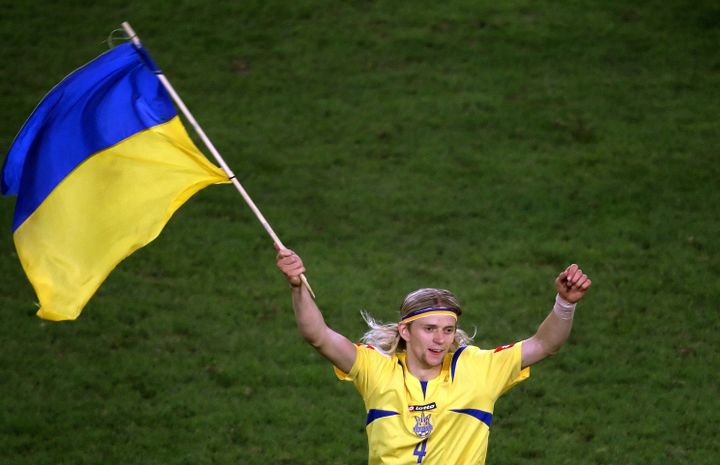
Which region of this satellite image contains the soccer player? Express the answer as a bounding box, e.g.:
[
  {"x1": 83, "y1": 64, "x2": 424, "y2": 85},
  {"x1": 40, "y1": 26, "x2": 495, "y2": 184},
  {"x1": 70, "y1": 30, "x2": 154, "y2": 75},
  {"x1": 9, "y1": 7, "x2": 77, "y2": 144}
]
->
[{"x1": 276, "y1": 248, "x2": 591, "y2": 465}]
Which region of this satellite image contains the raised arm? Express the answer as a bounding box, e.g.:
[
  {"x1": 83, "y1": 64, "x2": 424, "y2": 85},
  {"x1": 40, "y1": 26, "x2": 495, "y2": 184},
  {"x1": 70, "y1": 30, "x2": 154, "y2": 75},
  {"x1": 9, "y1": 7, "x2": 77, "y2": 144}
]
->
[
  {"x1": 276, "y1": 248, "x2": 357, "y2": 373},
  {"x1": 521, "y1": 264, "x2": 592, "y2": 368}
]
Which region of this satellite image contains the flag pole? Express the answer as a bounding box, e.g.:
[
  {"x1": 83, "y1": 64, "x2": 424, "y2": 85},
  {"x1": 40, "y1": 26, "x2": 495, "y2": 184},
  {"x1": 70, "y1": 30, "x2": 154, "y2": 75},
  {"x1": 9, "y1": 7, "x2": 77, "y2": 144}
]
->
[{"x1": 120, "y1": 21, "x2": 315, "y2": 299}]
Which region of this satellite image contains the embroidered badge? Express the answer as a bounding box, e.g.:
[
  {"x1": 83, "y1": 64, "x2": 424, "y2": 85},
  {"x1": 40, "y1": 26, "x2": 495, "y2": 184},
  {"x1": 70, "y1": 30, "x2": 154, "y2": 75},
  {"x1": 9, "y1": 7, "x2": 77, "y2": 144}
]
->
[{"x1": 413, "y1": 412, "x2": 433, "y2": 438}]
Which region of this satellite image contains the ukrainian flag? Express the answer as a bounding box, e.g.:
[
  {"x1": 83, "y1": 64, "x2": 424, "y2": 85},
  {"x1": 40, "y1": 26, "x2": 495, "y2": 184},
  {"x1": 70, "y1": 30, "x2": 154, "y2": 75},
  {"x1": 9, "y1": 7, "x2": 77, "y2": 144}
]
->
[{"x1": 2, "y1": 42, "x2": 229, "y2": 321}]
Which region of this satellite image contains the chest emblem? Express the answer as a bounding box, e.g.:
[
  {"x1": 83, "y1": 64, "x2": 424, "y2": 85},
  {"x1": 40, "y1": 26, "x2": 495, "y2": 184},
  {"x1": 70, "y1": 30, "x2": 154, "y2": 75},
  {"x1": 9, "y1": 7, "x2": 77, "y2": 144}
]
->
[{"x1": 413, "y1": 412, "x2": 433, "y2": 438}]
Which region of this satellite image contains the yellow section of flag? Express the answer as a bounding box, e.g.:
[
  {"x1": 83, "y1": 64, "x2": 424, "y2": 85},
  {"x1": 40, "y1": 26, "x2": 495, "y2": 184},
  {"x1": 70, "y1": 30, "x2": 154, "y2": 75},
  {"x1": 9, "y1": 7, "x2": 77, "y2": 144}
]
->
[{"x1": 14, "y1": 116, "x2": 228, "y2": 321}]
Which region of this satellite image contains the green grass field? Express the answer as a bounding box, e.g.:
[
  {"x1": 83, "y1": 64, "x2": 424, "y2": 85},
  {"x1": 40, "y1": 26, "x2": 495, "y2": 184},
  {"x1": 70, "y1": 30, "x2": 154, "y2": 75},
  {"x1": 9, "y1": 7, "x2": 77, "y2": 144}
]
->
[{"x1": 1, "y1": 1, "x2": 718, "y2": 464}]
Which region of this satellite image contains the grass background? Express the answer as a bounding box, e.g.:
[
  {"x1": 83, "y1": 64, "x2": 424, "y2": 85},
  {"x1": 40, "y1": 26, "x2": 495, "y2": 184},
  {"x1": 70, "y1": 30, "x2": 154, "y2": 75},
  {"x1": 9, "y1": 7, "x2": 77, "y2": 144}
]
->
[{"x1": 1, "y1": 1, "x2": 718, "y2": 464}]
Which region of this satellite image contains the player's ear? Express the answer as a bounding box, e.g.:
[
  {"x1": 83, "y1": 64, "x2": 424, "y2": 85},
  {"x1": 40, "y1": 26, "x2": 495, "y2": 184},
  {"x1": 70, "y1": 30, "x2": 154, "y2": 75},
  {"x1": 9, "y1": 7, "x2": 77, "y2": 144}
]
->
[{"x1": 398, "y1": 322, "x2": 411, "y2": 342}]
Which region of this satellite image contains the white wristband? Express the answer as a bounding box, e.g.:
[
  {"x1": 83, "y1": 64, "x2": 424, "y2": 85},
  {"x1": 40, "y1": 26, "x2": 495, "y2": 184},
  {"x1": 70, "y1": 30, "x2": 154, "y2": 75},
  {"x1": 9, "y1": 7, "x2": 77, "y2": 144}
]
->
[{"x1": 553, "y1": 294, "x2": 576, "y2": 320}]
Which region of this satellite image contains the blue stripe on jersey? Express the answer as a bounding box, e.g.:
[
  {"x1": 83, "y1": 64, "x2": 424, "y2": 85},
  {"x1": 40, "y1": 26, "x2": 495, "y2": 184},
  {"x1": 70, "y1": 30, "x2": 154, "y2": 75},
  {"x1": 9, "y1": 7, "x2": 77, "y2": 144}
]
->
[
  {"x1": 451, "y1": 345, "x2": 468, "y2": 381},
  {"x1": 420, "y1": 380, "x2": 428, "y2": 399},
  {"x1": 450, "y1": 409, "x2": 493, "y2": 428},
  {"x1": 366, "y1": 409, "x2": 400, "y2": 425}
]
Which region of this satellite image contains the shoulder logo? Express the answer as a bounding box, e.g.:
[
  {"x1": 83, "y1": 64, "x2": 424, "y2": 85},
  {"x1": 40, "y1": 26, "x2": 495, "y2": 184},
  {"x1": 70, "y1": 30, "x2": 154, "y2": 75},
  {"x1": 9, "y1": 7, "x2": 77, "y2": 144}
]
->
[
  {"x1": 494, "y1": 343, "x2": 515, "y2": 353},
  {"x1": 355, "y1": 343, "x2": 376, "y2": 350}
]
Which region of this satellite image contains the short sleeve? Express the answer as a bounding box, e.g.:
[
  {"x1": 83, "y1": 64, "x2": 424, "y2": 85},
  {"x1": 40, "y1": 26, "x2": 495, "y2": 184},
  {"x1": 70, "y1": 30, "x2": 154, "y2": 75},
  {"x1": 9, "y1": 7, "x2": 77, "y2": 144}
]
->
[
  {"x1": 493, "y1": 342, "x2": 530, "y2": 396},
  {"x1": 334, "y1": 344, "x2": 360, "y2": 381},
  {"x1": 458, "y1": 343, "x2": 530, "y2": 400},
  {"x1": 333, "y1": 344, "x2": 394, "y2": 399}
]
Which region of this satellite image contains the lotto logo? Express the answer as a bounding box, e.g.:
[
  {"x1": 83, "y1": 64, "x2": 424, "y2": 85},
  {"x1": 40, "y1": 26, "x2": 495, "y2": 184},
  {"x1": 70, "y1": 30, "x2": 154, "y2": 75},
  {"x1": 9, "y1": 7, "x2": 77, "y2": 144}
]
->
[{"x1": 408, "y1": 402, "x2": 437, "y2": 412}]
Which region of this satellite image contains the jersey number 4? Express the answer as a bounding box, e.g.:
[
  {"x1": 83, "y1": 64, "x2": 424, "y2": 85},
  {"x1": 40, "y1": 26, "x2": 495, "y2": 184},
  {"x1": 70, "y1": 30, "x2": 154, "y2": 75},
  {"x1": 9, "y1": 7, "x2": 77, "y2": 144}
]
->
[{"x1": 413, "y1": 439, "x2": 428, "y2": 463}]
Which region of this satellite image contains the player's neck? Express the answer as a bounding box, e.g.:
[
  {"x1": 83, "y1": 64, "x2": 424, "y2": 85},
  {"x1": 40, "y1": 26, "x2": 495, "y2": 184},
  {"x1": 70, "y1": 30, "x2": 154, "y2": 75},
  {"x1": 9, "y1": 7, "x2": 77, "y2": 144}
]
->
[{"x1": 405, "y1": 355, "x2": 442, "y2": 381}]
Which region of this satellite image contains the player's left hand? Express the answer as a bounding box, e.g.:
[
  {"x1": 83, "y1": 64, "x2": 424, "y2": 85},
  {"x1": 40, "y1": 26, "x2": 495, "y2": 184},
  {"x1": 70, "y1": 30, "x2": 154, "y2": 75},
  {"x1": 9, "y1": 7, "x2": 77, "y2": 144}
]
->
[
  {"x1": 556, "y1": 264, "x2": 592, "y2": 303},
  {"x1": 275, "y1": 245, "x2": 305, "y2": 287}
]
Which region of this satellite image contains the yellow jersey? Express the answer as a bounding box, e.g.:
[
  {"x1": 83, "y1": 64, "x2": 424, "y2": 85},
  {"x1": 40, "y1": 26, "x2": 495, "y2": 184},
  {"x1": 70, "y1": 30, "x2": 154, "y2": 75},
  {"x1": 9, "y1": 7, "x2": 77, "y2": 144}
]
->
[{"x1": 335, "y1": 343, "x2": 529, "y2": 465}]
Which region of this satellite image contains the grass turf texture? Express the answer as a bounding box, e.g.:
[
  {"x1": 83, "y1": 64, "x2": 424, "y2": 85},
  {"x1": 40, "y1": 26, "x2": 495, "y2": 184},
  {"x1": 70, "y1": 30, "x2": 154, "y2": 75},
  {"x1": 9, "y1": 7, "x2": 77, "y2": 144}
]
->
[{"x1": 1, "y1": 1, "x2": 718, "y2": 464}]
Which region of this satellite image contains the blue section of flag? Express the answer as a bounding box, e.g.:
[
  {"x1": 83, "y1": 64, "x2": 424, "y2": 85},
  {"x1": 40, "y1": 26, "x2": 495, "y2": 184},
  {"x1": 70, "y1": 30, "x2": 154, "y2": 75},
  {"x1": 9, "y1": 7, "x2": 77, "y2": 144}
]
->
[
  {"x1": 450, "y1": 408, "x2": 493, "y2": 428},
  {"x1": 366, "y1": 409, "x2": 399, "y2": 425},
  {"x1": 1, "y1": 42, "x2": 176, "y2": 231}
]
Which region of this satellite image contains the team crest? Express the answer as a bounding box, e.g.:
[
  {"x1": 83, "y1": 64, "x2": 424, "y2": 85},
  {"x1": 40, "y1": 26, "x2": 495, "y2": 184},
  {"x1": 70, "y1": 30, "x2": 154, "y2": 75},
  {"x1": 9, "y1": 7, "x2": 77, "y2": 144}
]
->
[{"x1": 413, "y1": 412, "x2": 433, "y2": 438}]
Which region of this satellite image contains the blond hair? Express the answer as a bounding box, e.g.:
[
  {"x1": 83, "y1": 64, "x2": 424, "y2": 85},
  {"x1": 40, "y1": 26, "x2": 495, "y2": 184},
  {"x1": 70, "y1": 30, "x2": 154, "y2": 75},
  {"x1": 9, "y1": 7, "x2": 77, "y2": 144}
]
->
[{"x1": 360, "y1": 288, "x2": 475, "y2": 355}]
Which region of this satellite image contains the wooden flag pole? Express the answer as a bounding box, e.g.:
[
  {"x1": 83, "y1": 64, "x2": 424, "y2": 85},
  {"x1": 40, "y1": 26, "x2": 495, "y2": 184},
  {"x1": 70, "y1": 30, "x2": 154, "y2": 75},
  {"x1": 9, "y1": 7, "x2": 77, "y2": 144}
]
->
[{"x1": 120, "y1": 21, "x2": 315, "y2": 299}]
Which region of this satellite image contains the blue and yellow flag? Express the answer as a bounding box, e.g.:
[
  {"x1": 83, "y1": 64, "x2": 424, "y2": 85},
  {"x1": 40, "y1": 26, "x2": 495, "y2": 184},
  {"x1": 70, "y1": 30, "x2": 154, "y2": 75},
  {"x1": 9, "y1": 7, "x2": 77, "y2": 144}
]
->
[{"x1": 2, "y1": 42, "x2": 229, "y2": 321}]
